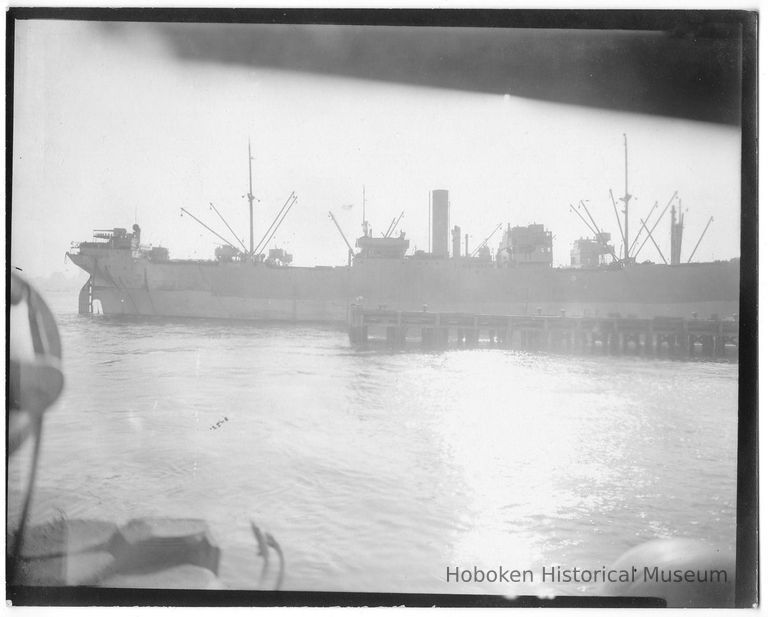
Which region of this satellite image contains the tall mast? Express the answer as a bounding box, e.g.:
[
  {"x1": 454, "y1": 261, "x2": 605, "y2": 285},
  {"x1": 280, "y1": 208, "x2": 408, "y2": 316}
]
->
[
  {"x1": 622, "y1": 133, "x2": 630, "y2": 263},
  {"x1": 247, "y1": 140, "x2": 255, "y2": 255}
]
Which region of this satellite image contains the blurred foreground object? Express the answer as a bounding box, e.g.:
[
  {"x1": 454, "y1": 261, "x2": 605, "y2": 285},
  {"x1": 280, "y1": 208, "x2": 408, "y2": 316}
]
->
[
  {"x1": 7, "y1": 274, "x2": 284, "y2": 590},
  {"x1": 12, "y1": 517, "x2": 222, "y2": 589},
  {"x1": 8, "y1": 273, "x2": 65, "y2": 584},
  {"x1": 9, "y1": 272, "x2": 64, "y2": 454},
  {"x1": 142, "y1": 20, "x2": 745, "y2": 125},
  {"x1": 601, "y1": 538, "x2": 735, "y2": 607}
]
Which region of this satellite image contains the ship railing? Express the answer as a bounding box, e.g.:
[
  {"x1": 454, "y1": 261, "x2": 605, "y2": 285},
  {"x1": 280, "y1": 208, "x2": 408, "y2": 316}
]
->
[
  {"x1": 93, "y1": 232, "x2": 117, "y2": 240},
  {"x1": 70, "y1": 238, "x2": 112, "y2": 249}
]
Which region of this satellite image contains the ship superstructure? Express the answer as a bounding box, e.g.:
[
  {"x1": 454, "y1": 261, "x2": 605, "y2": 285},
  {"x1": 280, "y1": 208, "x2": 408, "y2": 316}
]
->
[
  {"x1": 570, "y1": 235, "x2": 614, "y2": 268},
  {"x1": 67, "y1": 140, "x2": 739, "y2": 323},
  {"x1": 497, "y1": 224, "x2": 553, "y2": 267}
]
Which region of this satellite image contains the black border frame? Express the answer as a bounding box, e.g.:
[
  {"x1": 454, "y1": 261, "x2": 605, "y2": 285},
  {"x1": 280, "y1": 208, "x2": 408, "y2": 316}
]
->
[{"x1": 5, "y1": 8, "x2": 758, "y2": 608}]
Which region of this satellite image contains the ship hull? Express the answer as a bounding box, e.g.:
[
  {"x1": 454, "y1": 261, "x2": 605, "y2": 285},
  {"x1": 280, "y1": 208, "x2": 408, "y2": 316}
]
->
[{"x1": 68, "y1": 251, "x2": 740, "y2": 324}]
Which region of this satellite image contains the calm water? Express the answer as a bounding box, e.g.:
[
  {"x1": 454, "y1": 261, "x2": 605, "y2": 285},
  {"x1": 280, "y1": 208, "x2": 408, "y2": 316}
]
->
[{"x1": 9, "y1": 290, "x2": 738, "y2": 595}]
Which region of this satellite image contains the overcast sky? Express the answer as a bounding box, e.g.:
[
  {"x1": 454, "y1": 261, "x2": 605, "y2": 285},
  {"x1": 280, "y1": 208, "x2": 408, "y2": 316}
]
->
[{"x1": 12, "y1": 20, "x2": 741, "y2": 279}]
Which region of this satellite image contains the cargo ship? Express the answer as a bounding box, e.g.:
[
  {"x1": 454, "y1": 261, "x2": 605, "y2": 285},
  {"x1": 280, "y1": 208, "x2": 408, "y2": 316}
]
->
[{"x1": 66, "y1": 143, "x2": 740, "y2": 324}]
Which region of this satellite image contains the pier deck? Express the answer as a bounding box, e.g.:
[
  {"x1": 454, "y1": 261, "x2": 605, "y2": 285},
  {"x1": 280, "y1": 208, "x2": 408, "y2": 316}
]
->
[{"x1": 348, "y1": 306, "x2": 738, "y2": 360}]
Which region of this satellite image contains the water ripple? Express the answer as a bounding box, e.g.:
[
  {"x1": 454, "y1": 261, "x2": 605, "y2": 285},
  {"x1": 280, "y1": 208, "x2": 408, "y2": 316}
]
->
[{"x1": 7, "y1": 291, "x2": 739, "y2": 594}]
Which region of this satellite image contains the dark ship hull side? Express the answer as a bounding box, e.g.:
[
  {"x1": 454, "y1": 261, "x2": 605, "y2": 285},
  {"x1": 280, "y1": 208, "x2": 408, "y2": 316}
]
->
[{"x1": 68, "y1": 250, "x2": 740, "y2": 323}]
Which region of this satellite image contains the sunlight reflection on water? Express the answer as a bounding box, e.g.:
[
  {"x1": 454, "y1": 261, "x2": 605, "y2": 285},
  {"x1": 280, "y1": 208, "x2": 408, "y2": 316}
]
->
[{"x1": 8, "y1": 292, "x2": 738, "y2": 594}]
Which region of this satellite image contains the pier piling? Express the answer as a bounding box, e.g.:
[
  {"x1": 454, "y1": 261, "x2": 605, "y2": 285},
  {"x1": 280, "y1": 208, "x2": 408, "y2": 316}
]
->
[{"x1": 348, "y1": 305, "x2": 737, "y2": 361}]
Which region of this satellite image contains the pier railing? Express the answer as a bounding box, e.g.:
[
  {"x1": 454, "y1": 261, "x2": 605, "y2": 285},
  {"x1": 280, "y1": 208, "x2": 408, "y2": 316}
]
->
[{"x1": 348, "y1": 305, "x2": 738, "y2": 360}]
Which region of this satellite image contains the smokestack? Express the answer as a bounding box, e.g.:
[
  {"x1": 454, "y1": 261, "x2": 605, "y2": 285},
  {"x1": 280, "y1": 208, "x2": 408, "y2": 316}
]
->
[
  {"x1": 452, "y1": 225, "x2": 461, "y2": 259},
  {"x1": 670, "y1": 204, "x2": 684, "y2": 265},
  {"x1": 431, "y1": 189, "x2": 450, "y2": 258}
]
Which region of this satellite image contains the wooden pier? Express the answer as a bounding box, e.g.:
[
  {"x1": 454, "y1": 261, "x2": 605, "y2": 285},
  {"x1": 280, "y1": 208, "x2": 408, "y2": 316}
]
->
[{"x1": 348, "y1": 305, "x2": 739, "y2": 360}]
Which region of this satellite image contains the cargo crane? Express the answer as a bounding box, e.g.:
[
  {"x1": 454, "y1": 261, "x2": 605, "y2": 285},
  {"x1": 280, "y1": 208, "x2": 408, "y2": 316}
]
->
[
  {"x1": 623, "y1": 197, "x2": 657, "y2": 257},
  {"x1": 209, "y1": 202, "x2": 248, "y2": 254},
  {"x1": 638, "y1": 218, "x2": 668, "y2": 264},
  {"x1": 253, "y1": 192, "x2": 298, "y2": 257},
  {"x1": 687, "y1": 216, "x2": 715, "y2": 264},
  {"x1": 179, "y1": 208, "x2": 244, "y2": 259},
  {"x1": 631, "y1": 191, "x2": 677, "y2": 261},
  {"x1": 605, "y1": 134, "x2": 664, "y2": 266},
  {"x1": 471, "y1": 223, "x2": 502, "y2": 257},
  {"x1": 328, "y1": 211, "x2": 355, "y2": 266},
  {"x1": 572, "y1": 136, "x2": 690, "y2": 267},
  {"x1": 181, "y1": 190, "x2": 297, "y2": 264},
  {"x1": 243, "y1": 140, "x2": 299, "y2": 261},
  {"x1": 579, "y1": 199, "x2": 612, "y2": 253},
  {"x1": 383, "y1": 211, "x2": 405, "y2": 238},
  {"x1": 627, "y1": 193, "x2": 715, "y2": 265},
  {"x1": 569, "y1": 201, "x2": 617, "y2": 263},
  {"x1": 603, "y1": 135, "x2": 712, "y2": 267},
  {"x1": 180, "y1": 142, "x2": 297, "y2": 264}
]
